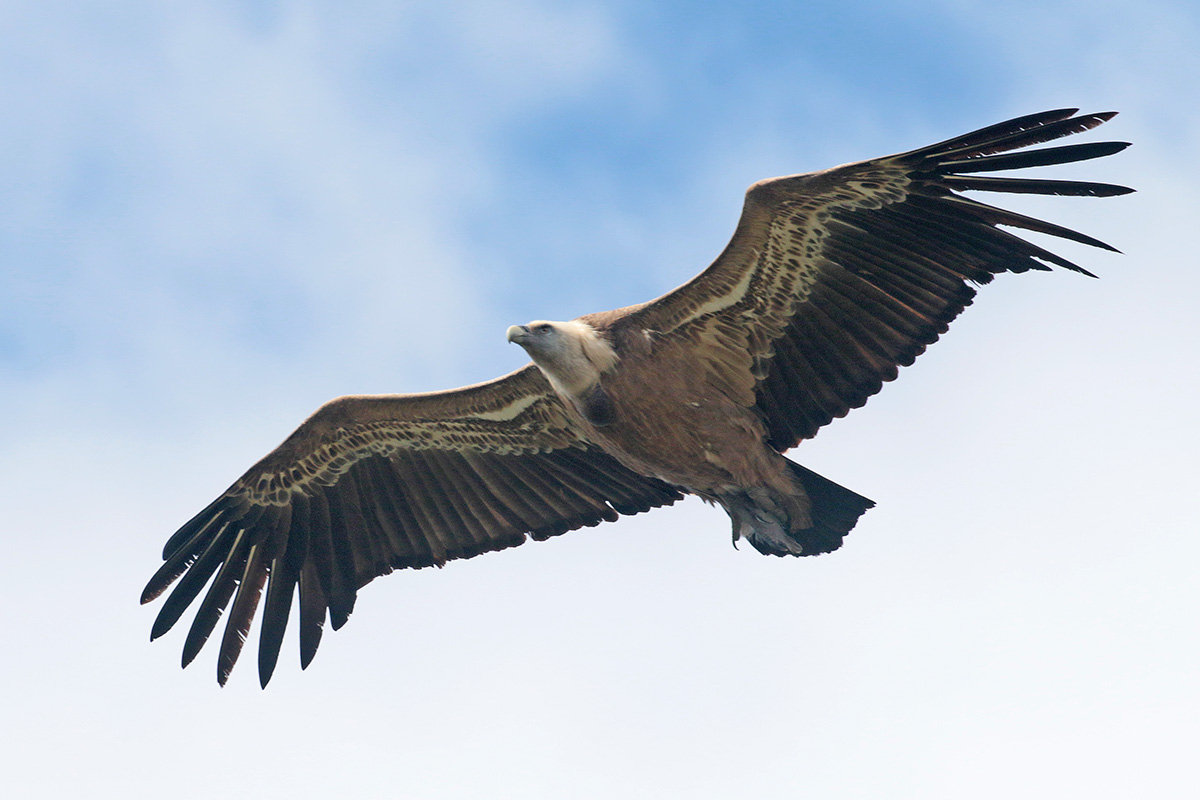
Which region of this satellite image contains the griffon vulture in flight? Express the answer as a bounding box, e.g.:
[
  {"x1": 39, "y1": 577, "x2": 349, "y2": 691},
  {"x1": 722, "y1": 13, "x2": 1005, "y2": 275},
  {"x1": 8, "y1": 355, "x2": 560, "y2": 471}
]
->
[{"x1": 143, "y1": 109, "x2": 1131, "y2": 686}]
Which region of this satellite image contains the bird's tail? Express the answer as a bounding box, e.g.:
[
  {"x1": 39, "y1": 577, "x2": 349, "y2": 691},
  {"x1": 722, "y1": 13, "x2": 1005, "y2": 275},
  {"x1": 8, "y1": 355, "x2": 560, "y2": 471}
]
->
[
  {"x1": 786, "y1": 461, "x2": 875, "y2": 555},
  {"x1": 722, "y1": 461, "x2": 874, "y2": 556}
]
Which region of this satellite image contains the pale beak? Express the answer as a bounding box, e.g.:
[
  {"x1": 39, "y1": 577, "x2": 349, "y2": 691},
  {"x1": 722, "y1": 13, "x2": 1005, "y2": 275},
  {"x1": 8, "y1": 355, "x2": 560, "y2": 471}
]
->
[{"x1": 506, "y1": 324, "x2": 530, "y2": 344}]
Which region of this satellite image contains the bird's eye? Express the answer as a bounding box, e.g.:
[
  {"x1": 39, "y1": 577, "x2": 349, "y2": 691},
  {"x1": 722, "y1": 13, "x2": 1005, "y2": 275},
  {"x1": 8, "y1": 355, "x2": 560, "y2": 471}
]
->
[{"x1": 536, "y1": 324, "x2": 552, "y2": 334}]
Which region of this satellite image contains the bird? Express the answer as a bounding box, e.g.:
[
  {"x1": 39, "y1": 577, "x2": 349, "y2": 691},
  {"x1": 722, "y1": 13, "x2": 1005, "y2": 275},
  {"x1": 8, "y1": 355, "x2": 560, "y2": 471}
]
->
[{"x1": 142, "y1": 108, "x2": 1132, "y2": 687}]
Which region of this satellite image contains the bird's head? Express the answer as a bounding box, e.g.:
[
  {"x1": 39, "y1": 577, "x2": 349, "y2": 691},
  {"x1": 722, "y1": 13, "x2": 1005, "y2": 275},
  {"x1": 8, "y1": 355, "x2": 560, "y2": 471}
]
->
[
  {"x1": 506, "y1": 319, "x2": 618, "y2": 395},
  {"x1": 505, "y1": 320, "x2": 565, "y2": 359}
]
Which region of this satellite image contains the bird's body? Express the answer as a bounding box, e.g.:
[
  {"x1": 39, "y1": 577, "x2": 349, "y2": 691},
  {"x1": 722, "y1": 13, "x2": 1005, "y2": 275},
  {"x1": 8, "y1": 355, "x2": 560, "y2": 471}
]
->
[
  {"x1": 510, "y1": 316, "x2": 851, "y2": 555},
  {"x1": 142, "y1": 109, "x2": 1132, "y2": 686},
  {"x1": 517, "y1": 317, "x2": 758, "y2": 491}
]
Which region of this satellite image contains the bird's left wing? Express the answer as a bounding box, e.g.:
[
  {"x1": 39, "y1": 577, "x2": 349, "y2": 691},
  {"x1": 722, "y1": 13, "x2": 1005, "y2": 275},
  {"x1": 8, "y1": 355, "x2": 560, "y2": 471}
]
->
[
  {"x1": 142, "y1": 364, "x2": 682, "y2": 686},
  {"x1": 618, "y1": 109, "x2": 1132, "y2": 451}
]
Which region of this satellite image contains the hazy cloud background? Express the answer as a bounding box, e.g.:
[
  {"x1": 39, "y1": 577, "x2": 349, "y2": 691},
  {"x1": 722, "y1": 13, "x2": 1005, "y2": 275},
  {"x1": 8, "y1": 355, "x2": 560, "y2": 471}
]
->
[{"x1": 2, "y1": 1, "x2": 1197, "y2": 797}]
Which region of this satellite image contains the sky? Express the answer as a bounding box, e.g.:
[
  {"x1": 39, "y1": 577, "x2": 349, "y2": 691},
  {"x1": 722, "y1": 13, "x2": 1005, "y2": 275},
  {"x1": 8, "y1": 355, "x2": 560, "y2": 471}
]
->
[{"x1": 2, "y1": 1, "x2": 1198, "y2": 797}]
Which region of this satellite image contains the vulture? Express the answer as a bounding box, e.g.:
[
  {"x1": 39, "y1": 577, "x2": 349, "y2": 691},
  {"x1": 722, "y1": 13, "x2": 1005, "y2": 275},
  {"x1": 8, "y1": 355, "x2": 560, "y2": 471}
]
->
[{"x1": 142, "y1": 109, "x2": 1131, "y2": 686}]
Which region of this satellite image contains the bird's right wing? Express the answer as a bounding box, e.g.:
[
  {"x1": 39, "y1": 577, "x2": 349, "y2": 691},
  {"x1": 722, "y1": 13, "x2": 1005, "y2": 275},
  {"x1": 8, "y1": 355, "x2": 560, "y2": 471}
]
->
[{"x1": 141, "y1": 364, "x2": 683, "y2": 686}]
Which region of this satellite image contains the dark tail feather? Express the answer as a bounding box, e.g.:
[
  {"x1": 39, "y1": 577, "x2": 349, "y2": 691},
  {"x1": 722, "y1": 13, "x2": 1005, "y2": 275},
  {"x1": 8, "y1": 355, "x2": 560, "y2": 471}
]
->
[{"x1": 786, "y1": 461, "x2": 875, "y2": 556}]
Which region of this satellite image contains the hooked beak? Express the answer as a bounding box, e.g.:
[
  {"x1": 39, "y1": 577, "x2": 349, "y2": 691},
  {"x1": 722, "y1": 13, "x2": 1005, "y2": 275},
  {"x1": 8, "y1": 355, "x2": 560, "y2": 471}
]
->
[{"x1": 506, "y1": 324, "x2": 530, "y2": 345}]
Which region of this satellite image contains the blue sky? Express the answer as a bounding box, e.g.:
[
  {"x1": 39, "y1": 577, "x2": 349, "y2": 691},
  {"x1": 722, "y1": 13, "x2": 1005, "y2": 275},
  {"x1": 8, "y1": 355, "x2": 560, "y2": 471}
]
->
[{"x1": 3, "y1": 2, "x2": 1198, "y2": 798}]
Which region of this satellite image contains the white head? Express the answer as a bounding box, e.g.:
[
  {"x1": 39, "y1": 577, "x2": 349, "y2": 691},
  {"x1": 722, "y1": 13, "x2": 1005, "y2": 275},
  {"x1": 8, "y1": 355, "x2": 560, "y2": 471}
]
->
[{"x1": 506, "y1": 319, "x2": 618, "y2": 396}]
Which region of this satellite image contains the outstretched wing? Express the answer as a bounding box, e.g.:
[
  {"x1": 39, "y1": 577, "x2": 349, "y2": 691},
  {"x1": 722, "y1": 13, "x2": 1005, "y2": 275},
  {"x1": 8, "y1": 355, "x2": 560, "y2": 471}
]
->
[
  {"x1": 620, "y1": 109, "x2": 1132, "y2": 450},
  {"x1": 142, "y1": 364, "x2": 682, "y2": 686}
]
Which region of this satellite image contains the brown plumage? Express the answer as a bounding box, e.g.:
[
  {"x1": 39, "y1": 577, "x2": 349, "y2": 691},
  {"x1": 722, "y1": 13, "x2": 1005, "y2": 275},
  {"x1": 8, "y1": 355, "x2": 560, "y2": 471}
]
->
[{"x1": 142, "y1": 109, "x2": 1132, "y2": 686}]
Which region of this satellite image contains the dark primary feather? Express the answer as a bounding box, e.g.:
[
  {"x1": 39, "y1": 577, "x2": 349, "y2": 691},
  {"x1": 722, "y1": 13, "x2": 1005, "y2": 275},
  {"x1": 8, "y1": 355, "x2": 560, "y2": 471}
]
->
[
  {"x1": 938, "y1": 176, "x2": 1131, "y2": 197},
  {"x1": 932, "y1": 141, "x2": 1130, "y2": 174},
  {"x1": 905, "y1": 109, "x2": 1117, "y2": 159},
  {"x1": 899, "y1": 108, "x2": 1082, "y2": 156}
]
